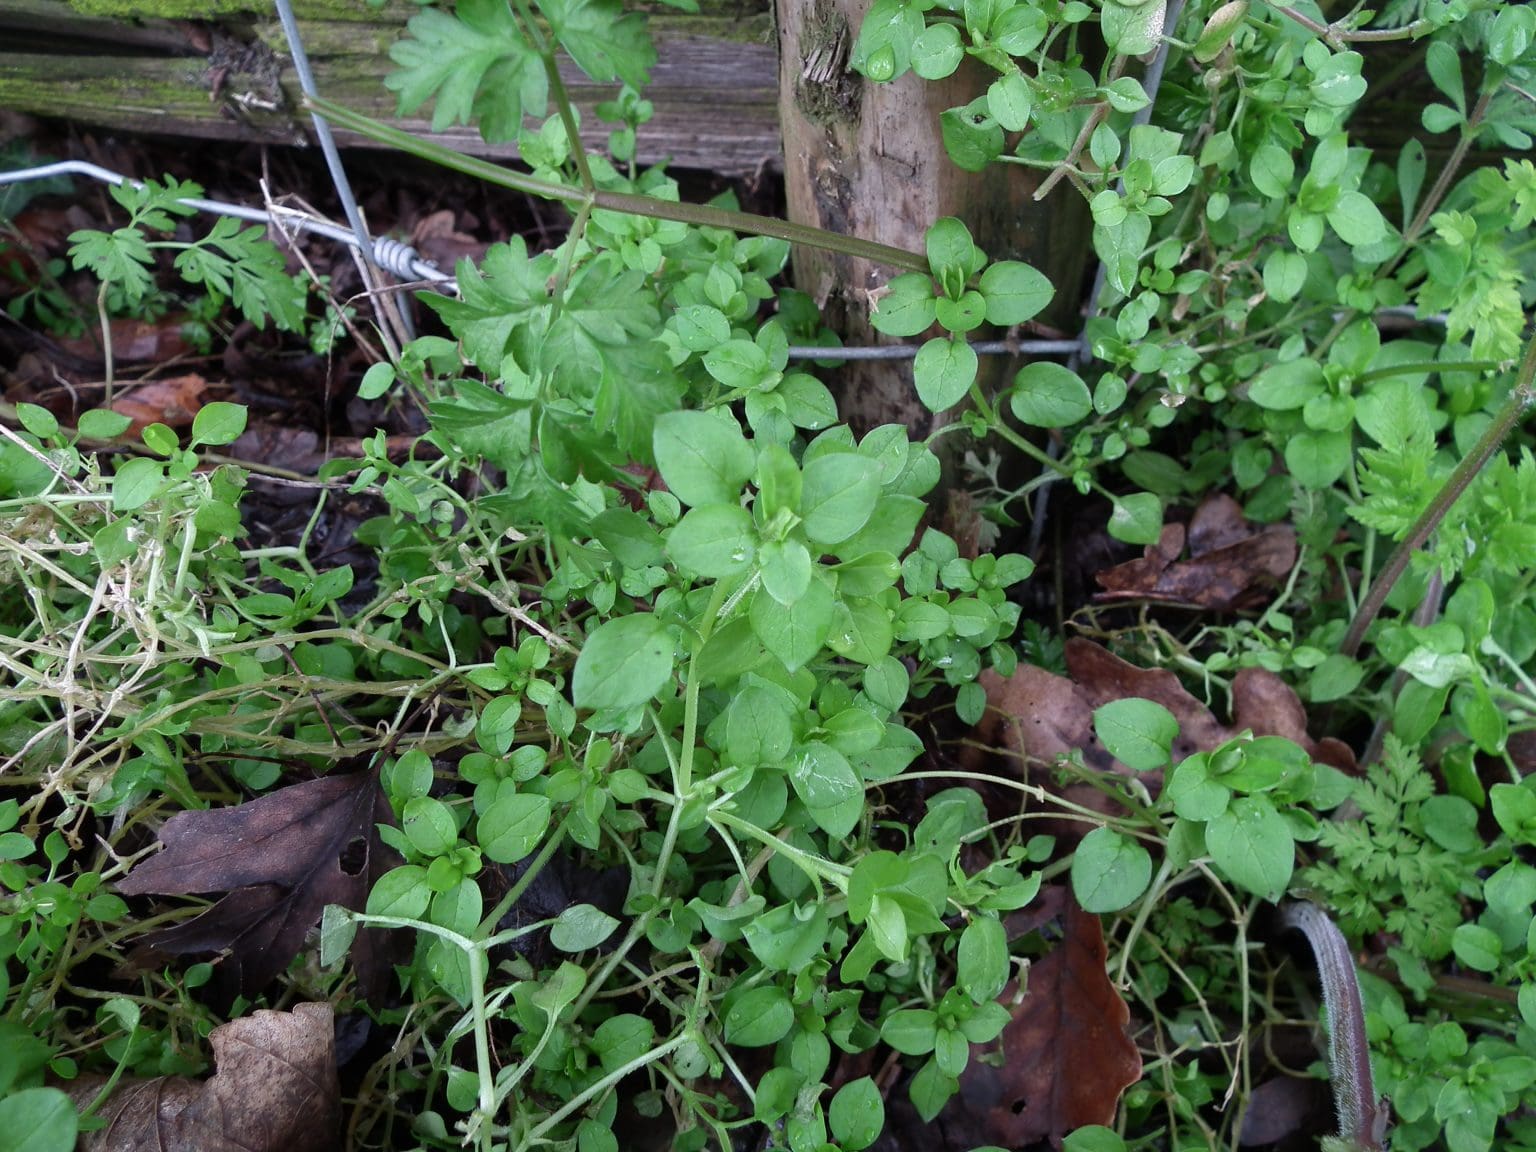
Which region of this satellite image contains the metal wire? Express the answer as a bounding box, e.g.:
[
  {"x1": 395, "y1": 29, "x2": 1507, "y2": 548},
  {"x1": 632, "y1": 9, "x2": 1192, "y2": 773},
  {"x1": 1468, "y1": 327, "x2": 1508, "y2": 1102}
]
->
[
  {"x1": 272, "y1": 0, "x2": 415, "y2": 339},
  {"x1": 0, "y1": 159, "x2": 450, "y2": 284},
  {"x1": 787, "y1": 339, "x2": 1080, "y2": 361}
]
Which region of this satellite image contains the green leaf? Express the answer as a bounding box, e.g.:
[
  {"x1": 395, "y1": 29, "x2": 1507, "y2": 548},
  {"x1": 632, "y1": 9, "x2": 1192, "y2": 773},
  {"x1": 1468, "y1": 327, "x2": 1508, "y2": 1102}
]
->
[
  {"x1": 912, "y1": 22, "x2": 964, "y2": 79},
  {"x1": 384, "y1": 0, "x2": 548, "y2": 142},
  {"x1": 477, "y1": 792, "x2": 552, "y2": 864},
  {"x1": 592, "y1": 1014, "x2": 656, "y2": 1073},
  {"x1": 1490, "y1": 3, "x2": 1536, "y2": 65},
  {"x1": 1285, "y1": 429, "x2": 1352, "y2": 489},
  {"x1": 1262, "y1": 250, "x2": 1307, "y2": 304},
  {"x1": 1071, "y1": 826, "x2": 1152, "y2": 913},
  {"x1": 871, "y1": 273, "x2": 937, "y2": 337},
  {"x1": 367, "y1": 865, "x2": 431, "y2": 919},
  {"x1": 759, "y1": 538, "x2": 813, "y2": 605},
  {"x1": 1451, "y1": 923, "x2": 1501, "y2": 972},
  {"x1": 1101, "y1": 0, "x2": 1166, "y2": 55},
  {"x1": 542, "y1": 0, "x2": 656, "y2": 90},
  {"x1": 1205, "y1": 796, "x2": 1293, "y2": 900},
  {"x1": 986, "y1": 72, "x2": 1033, "y2": 131},
  {"x1": 777, "y1": 373, "x2": 839, "y2": 430},
  {"x1": 800, "y1": 453, "x2": 881, "y2": 545},
  {"x1": 752, "y1": 573, "x2": 833, "y2": 670},
  {"x1": 1249, "y1": 143, "x2": 1294, "y2": 199},
  {"x1": 77, "y1": 408, "x2": 133, "y2": 440},
  {"x1": 743, "y1": 902, "x2": 829, "y2": 971},
  {"x1": 882, "y1": 1008, "x2": 939, "y2": 1055},
  {"x1": 726, "y1": 685, "x2": 795, "y2": 768},
  {"x1": 788, "y1": 741, "x2": 864, "y2": 837},
  {"x1": 1107, "y1": 492, "x2": 1163, "y2": 545},
  {"x1": 868, "y1": 892, "x2": 908, "y2": 961},
  {"x1": 190, "y1": 401, "x2": 248, "y2": 447},
  {"x1": 672, "y1": 304, "x2": 731, "y2": 351},
  {"x1": 1328, "y1": 191, "x2": 1388, "y2": 247},
  {"x1": 550, "y1": 903, "x2": 621, "y2": 951},
  {"x1": 925, "y1": 217, "x2": 983, "y2": 282},
  {"x1": 1491, "y1": 783, "x2": 1536, "y2": 846},
  {"x1": 957, "y1": 915, "x2": 1009, "y2": 1003},
  {"x1": 1093, "y1": 698, "x2": 1178, "y2": 770},
  {"x1": 15, "y1": 403, "x2": 57, "y2": 440},
  {"x1": 913, "y1": 336, "x2": 978, "y2": 413},
  {"x1": 1248, "y1": 358, "x2": 1323, "y2": 410},
  {"x1": 591, "y1": 507, "x2": 665, "y2": 568},
  {"x1": 979, "y1": 260, "x2": 1053, "y2": 325},
  {"x1": 1194, "y1": 0, "x2": 1247, "y2": 62},
  {"x1": 940, "y1": 100, "x2": 1005, "y2": 171},
  {"x1": 829, "y1": 1077, "x2": 885, "y2": 1152},
  {"x1": 402, "y1": 796, "x2": 458, "y2": 858},
  {"x1": 724, "y1": 985, "x2": 794, "y2": 1047},
  {"x1": 0, "y1": 1087, "x2": 77, "y2": 1152},
  {"x1": 703, "y1": 339, "x2": 771, "y2": 389},
  {"x1": 1424, "y1": 40, "x2": 1464, "y2": 113},
  {"x1": 112, "y1": 456, "x2": 165, "y2": 512},
  {"x1": 358, "y1": 361, "x2": 396, "y2": 400},
  {"x1": 572, "y1": 613, "x2": 675, "y2": 710},
  {"x1": 666, "y1": 504, "x2": 756, "y2": 579},
  {"x1": 1009, "y1": 362, "x2": 1092, "y2": 427},
  {"x1": 1063, "y1": 1126, "x2": 1129, "y2": 1152},
  {"x1": 934, "y1": 291, "x2": 986, "y2": 333},
  {"x1": 652, "y1": 410, "x2": 753, "y2": 507},
  {"x1": 1165, "y1": 754, "x2": 1231, "y2": 821}
]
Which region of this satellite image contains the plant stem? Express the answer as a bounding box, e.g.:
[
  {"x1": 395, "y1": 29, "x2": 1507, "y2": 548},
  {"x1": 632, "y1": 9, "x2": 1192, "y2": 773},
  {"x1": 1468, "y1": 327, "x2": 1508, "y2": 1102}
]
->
[
  {"x1": 1341, "y1": 322, "x2": 1536, "y2": 657},
  {"x1": 1405, "y1": 88, "x2": 1494, "y2": 246},
  {"x1": 508, "y1": 0, "x2": 595, "y2": 194},
  {"x1": 1281, "y1": 901, "x2": 1385, "y2": 1152},
  {"x1": 306, "y1": 96, "x2": 930, "y2": 275}
]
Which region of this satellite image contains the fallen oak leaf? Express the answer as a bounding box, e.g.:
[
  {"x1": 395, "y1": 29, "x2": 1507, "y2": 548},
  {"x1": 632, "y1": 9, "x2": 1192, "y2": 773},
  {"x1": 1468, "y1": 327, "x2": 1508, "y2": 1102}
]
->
[
  {"x1": 71, "y1": 1003, "x2": 340, "y2": 1152},
  {"x1": 117, "y1": 770, "x2": 400, "y2": 1004}
]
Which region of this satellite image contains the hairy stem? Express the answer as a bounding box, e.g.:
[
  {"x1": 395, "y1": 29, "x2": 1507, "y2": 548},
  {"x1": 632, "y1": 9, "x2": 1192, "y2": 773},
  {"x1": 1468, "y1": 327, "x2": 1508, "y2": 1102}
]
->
[
  {"x1": 306, "y1": 97, "x2": 930, "y2": 275},
  {"x1": 1281, "y1": 901, "x2": 1385, "y2": 1152}
]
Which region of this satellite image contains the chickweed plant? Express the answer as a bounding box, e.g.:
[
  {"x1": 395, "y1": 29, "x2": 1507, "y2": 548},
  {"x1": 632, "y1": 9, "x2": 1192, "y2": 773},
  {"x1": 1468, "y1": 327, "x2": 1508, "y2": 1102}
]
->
[{"x1": 3, "y1": 0, "x2": 1536, "y2": 1150}]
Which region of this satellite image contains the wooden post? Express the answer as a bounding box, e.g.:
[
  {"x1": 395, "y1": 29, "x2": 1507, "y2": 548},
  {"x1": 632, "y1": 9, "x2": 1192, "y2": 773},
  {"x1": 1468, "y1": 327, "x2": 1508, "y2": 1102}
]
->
[{"x1": 775, "y1": 0, "x2": 1093, "y2": 444}]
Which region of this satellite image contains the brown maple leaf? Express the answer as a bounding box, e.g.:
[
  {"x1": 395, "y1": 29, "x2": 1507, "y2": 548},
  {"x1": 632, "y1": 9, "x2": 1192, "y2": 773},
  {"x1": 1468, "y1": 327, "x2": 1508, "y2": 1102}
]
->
[
  {"x1": 71, "y1": 1003, "x2": 340, "y2": 1152},
  {"x1": 1094, "y1": 493, "x2": 1297, "y2": 612},
  {"x1": 117, "y1": 771, "x2": 400, "y2": 1003}
]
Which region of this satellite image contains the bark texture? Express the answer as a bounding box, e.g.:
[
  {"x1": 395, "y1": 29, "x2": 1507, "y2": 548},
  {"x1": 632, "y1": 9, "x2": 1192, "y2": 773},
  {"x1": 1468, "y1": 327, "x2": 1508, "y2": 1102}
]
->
[{"x1": 775, "y1": 0, "x2": 1093, "y2": 443}]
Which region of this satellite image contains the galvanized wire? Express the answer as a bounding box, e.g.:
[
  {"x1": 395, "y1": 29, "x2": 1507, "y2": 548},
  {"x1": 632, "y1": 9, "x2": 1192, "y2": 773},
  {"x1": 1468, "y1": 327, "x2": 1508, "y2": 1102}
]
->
[{"x1": 0, "y1": 159, "x2": 449, "y2": 283}]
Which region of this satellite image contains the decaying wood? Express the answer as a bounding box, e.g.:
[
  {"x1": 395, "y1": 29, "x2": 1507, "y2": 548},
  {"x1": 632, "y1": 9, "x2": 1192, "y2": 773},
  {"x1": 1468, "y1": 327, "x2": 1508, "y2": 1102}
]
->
[
  {"x1": 0, "y1": 0, "x2": 779, "y2": 175},
  {"x1": 774, "y1": 0, "x2": 1094, "y2": 455}
]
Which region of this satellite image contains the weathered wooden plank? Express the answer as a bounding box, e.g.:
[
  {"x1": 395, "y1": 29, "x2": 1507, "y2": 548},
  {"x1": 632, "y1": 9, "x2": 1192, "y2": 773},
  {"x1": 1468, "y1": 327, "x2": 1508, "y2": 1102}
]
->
[{"x1": 0, "y1": 0, "x2": 781, "y2": 175}]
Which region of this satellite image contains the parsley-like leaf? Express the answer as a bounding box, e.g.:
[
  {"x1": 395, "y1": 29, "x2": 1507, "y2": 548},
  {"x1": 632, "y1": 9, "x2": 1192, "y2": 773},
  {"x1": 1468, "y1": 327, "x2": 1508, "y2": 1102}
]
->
[
  {"x1": 385, "y1": 0, "x2": 548, "y2": 144},
  {"x1": 541, "y1": 0, "x2": 656, "y2": 89}
]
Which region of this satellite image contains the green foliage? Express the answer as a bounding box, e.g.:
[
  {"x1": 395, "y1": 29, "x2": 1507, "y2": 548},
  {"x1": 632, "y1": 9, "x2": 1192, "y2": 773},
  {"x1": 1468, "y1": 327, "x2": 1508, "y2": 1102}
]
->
[
  {"x1": 8, "y1": 0, "x2": 1536, "y2": 1147},
  {"x1": 68, "y1": 176, "x2": 305, "y2": 332}
]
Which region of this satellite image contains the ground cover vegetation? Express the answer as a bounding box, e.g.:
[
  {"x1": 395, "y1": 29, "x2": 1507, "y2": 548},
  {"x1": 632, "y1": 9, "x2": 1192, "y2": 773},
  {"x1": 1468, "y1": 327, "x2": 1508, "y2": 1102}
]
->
[{"x1": 1, "y1": 0, "x2": 1536, "y2": 1148}]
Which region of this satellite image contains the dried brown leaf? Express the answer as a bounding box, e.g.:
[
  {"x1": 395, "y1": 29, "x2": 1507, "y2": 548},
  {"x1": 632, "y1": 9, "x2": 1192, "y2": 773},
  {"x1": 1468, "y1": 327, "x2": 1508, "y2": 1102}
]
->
[
  {"x1": 977, "y1": 638, "x2": 1355, "y2": 799},
  {"x1": 117, "y1": 771, "x2": 400, "y2": 1002},
  {"x1": 73, "y1": 1003, "x2": 339, "y2": 1152},
  {"x1": 936, "y1": 889, "x2": 1142, "y2": 1148},
  {"x1": 1095, "y1": 494, "x2": 1297, "y2": 611}
]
